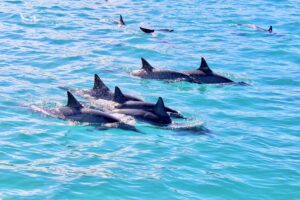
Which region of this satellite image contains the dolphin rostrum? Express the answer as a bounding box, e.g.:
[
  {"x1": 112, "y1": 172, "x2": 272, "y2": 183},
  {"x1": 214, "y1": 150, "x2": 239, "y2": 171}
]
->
[
  {"x1": 131, "y1": 58, "x2": 198, "y2": 83},
  {"x1": 183, "y1": 57, "x2": 234, "y2": 84}
]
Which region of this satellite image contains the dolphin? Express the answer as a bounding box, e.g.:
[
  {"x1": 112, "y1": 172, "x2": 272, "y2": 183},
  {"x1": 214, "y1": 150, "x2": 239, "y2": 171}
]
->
[
  {"x1": 114, "y1": 97, "x2": 172, "y2": 125},
  {"x1": 250, "y1": 25, "x2": 273, "y2": 33},
  {"x1": 119, "y1": 15, "x2": 125, "y2": 26},
  {"x1": 238, "y1": 24, "x2": 274, "y2": 33},
  {"x1": 140, "y1": 27, "x2": 174, "y2": 33},
  {"x1": 131, "y1": 58, "x2": 198, "y2": 83},
  {"x1": 31, "y1": 91, "x2": 140, "y2": 132},
  {"x1": 113, "y1": 86, "x2": 185, "y2": 118},
  {"x1": 267, "y1": 26, "x2": 273, "y2": 33},
  {"x1": 118, "y1": 15, "x2": 125, "y2": 26},
  {"x1": 59, "y1": 74, "x2": 143, "y2": 102},
  {"x1": 183, "y1": 57, "x2": 234, "y2": 84},
  {"x1": 113, "y1": 15, "x2": 125, "y2": 26}
]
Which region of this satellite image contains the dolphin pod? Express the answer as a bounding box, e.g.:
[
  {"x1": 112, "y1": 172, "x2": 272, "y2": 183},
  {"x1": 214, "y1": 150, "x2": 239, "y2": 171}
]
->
[
  {"x1": 36, "y1": 57, "x2": 243, "y2": 132},
  {"x1": 32, "y1": 13, "x2": 258, "y2": 133},
  {"x1": 36, "y1": 74, "x2": 185, "y2": 129},
  {"x1": 61, "y1": 74, "x2": 185, "y2": 119},
  {"x1": 33, "y1": 89, "x2": 177, "y2": 129},
  {"x1": 131, "y1": 57, "x2": 235, "y2": 84}
]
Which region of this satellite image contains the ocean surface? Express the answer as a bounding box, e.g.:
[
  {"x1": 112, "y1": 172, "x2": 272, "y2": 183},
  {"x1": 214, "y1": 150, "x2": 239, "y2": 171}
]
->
[{"x1": 0, "y1": 0, "x2": 299, "y2": 199}]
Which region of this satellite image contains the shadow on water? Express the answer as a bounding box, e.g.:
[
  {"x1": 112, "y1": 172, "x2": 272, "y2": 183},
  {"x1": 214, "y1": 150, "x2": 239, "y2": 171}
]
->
[
  {"x1": 142, "y1": 121, "x2": 212, "y2": 136},
  {"x1": 167, "y1": 122, "x2": 212, "y2": 136},
  {"x1": 98, "y1": 123, "x2": 145, "y2": 134}
]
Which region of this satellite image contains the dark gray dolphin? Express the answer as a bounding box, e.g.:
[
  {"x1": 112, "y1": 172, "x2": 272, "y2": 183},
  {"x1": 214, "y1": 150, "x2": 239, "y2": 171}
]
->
[
  {"x1": 31, "y1": 91, "x2": 140, "y2": 132},
  {"x1": 113, "y1": 86, "x2": 184, "y2": 118},
  {"x1": 183, "y1": 57, "x2": 234, "y2": 84},
  {"x1": 131, "y1": 58, "x2": 198, "y2": 83},
  {"x1": 59, "y1": 74, "x2": 143, "y2": 102},
  {"x1": 140, "y1": 27, "x2": 174, "y2": 33},
  {"x1": 114, "y1": 97, "x2": 172, "y2": 125}
]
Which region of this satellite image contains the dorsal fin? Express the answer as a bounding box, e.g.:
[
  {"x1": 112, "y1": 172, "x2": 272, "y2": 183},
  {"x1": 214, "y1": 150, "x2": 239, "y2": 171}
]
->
[
  {"x1": 93, "y1": 74, "x2": 110, "y2": 92},
  {"x1": 153, "y1": 97, "x2": 169, "y2": 118},
  {"x1": 141, "y1": 58, "x2": 154, "y2": 72},
  {"x1": 198, "y1": 57, "x2": 213, "y2": 74},
  {"x1": 113, "y1": 86, "x2": 127, "y2": 103},
  {"x1": 119, "y1": 15, "x2": 125, "y2": 25},
  {"x1": 268, "y1": 26, "x2": 272, "y2": 33},
  {"x1": 67, "y1": 91, "x2": 83, "y2": 109}
]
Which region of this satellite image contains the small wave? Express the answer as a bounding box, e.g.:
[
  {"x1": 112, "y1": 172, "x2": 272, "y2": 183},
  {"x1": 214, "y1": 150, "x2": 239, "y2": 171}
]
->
[{"x1": 19, "y1": 13, "x2": 38, "y2": 24}]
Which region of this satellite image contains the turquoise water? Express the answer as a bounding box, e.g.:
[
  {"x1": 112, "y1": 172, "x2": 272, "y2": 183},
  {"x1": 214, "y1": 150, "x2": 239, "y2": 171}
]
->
[{"x1": 0, "y1": 0, "x2": 300, "y2": 199}]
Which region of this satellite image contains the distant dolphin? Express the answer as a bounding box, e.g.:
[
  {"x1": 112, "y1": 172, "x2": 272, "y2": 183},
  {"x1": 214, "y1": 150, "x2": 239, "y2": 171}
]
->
[
  {"x1": 267, "y1": 26, "x2": 273, "y2": 33},
  {"x1": 183, "y1": 57, "x2": 234, "y2": 84},
  {"x1": 113, "y1": 15, "x2": 125, "y2": 26},
  {"x1": 140, "y1": 27, "x2": 174, "y2": 34},
  {"x1": 131, "y1": 58, "x2": 198, "y2": 83},
  {"x1": 114, "y1": 97, "x2": 172, "y2": 125},
  {"x1": 238, "y1": 24, "x2": 273, "y2": 33},
  {"x1": 59, "y1": 74, "x2": 143, "y2": 102},
  {"x1": 113, "y1": 86, "x2": 185, "y2": 118},
  {"x1": 31, "y1": 91, "x2": 139, "y2": 132},
  {"x1": 118, "y1": 15, "x2": 125, "y2": 26}
]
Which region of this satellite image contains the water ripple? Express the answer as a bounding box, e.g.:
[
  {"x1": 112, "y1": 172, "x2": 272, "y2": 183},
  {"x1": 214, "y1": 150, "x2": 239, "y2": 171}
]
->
[{"x1": 0, "y1": 0, "x2": 299, "y2": 199}]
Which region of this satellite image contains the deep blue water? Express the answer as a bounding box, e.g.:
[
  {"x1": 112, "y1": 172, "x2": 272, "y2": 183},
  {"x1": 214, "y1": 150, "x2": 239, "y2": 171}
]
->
[{"x1": 0, "y1": 0, "x2": 300, "y2": 199}]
